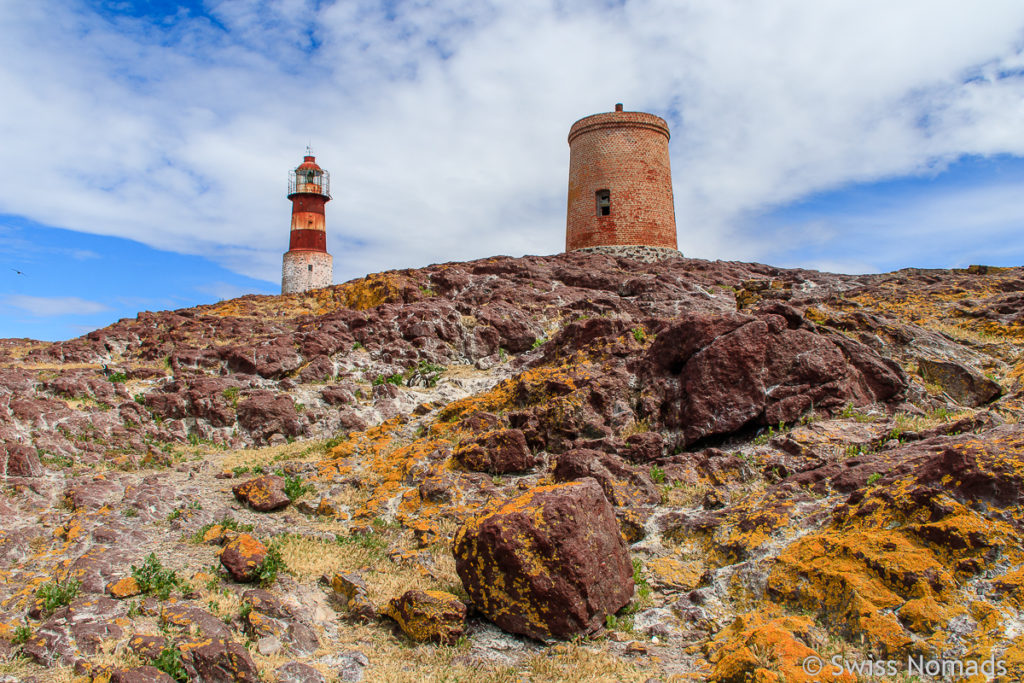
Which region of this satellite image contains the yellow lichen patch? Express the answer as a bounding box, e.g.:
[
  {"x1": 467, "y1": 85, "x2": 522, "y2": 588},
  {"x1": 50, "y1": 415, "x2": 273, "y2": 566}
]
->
[
  {"x1": 704, "y1": 612, "x2": 855, "y2": 683},
  {"x1": 105, "y1": 576, "x2": 141, "y2": 599},
  {"x1": 648, "y1": 557, "x2": 704, "y2": 592}
]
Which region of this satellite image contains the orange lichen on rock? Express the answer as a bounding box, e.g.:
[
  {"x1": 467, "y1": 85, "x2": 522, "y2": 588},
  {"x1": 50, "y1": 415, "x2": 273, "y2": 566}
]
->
[
  {"x1": 219, "y1": 534, "x2": 267, "y2": 583},
  {"x1": 384, "y1": 589, "x2": 467, "y2": 644},
  {"x1": 704, "y1": 612, "x2": 856, "y2": 683},
  {"x1": 105, "y1": 576, "x2": 141, "y2": 599}
]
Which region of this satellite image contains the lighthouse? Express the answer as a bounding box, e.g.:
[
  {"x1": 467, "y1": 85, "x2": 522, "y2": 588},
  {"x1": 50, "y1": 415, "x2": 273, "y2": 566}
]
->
[
  {"x1": 282, "y1": 152, "x2": 333, "y2": 294},
  {"x1": 565, "y1": 103, "x2": 679, "y2": 258}
]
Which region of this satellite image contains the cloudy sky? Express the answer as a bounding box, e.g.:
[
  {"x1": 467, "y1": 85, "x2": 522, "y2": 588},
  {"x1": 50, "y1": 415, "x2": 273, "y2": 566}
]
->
[{"x1": 1, "y1": 0, "x2": 1023, "y2": 341}]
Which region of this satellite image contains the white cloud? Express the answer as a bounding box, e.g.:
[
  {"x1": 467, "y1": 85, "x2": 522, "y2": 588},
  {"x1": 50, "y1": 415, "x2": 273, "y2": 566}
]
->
[
  {"x1": 4, "y1": 295, "x2": 110, "y2": 317},
  {"x1": 0, "y1": 0, "x2": 1022, "y2": 287}
]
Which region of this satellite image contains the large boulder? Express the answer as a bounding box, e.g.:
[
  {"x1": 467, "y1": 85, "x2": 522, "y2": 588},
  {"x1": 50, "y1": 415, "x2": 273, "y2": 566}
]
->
[
  {"x1": 916, "y1": 357, "x2": 1002, "y2": 407},
  {"x1": 452, "y1": 479, "x2": 634, "y2": 639},
  {"x1": 639, "y1": 311, "x2": 906, "y2": 446}
]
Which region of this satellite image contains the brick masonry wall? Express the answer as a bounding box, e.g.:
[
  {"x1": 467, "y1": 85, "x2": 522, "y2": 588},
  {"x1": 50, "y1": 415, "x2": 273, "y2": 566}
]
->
[
  {"x1": 282, "y1": 251, "x2": 333, "y2": 294},
  {"x1": 565, "y1": 109, "x2": 677, "y2": 251}
]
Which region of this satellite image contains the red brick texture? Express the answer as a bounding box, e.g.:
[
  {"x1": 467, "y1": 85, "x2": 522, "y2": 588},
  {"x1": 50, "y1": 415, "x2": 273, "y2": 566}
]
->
[{"x1": 565, "y1": 109, "x2": 677, "y2": 251}]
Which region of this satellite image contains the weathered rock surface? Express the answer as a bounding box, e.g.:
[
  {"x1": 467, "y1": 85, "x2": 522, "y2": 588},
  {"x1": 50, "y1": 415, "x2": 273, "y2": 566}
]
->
[
  {"x1": 3, "y1": 253, "x2": 1024, "y2": 680},
  {"x1": 453, "y1": 479, "x2": 634, "y2": 639},
  {"x1": 384, "y1": 589, "x2": 467, "y2": 644}
]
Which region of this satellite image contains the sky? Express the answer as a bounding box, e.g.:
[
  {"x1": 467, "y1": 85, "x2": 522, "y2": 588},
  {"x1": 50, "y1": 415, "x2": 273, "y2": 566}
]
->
[{"x1": 1, "y1": 1, "x2": 1023, "y2": 341}]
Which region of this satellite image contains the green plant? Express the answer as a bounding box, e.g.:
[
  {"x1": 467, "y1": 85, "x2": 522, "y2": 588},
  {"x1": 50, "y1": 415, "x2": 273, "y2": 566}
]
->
[
  {"x1": 419, "y1": 284, "x2": 437, "y2": 297},
  {"x1": 531, "y1": 337, "x2": 547, "y2": 350},
  {"x1": 294, "y1": 402, "x2": 305, "y2": 412},
  {"x1": 187, "y1": 432, "x2": 200, "y2": 447},
  {"x1": 845, "y1": 444, "x2": 867, "y2": 459},
  {"x1": 498, "y1": 348, "x2": 508, "y2": 362},
  {"x1": 252, "y1": 465, "x2": 265, "y2": 475},
  {"x1": 108, "y1": 372, "x2": 128, "y2": 383},
  {"x1": 239, "y1": 601, "x2": 252, "y2": 619},
  {"x1": 232, "y1": 465, "x2": 250, "y2": 476},
  {"x1": 131, "y1": 553, "x2": 183, "y2": 600},
  {"x1": 283, "y1": 475, "x2": 313, "y2": 501},
  {"x1": 123, "y1": 507, "x2": 139, "y2": 518},
  {"x1": 649, "y1": 465, "x2": 666, "y2": 484},
  {"x1": 127, "y1": 600, "x2": 141, "y2": 618},
  {"x1": 222, "y1": 386, "x2": 239, "y2": 406},
  {"x1": 12, "y1": 624, "x2": 31, "y2": 645},
  {"x1": 632, "y1": 327, "x2": 647, "y2": 343},
  {"x1": 152, "y1": 646, "x2": 188, "y2": 682},
  {"x1": 867, "y1": 472, "x2": 882, "y2": 485},
  {"x1": 134, "y1": 394, "x2": 146, "y2": 405},
  {"x1": 256, "y1": 543, "x2": 286, "y2": 586},
  {"x1": 352, "y1": 341, "x2": 364, "y2": 351},
  {"x1": 166, "y1": 509, "x2": 182, "y2": 522},
  {"x1": 372, "y1": 372, "x2": 404, "y2": 387},
  {"x1": 36, "y1": 578, "x2": 81, "y2": 613}
]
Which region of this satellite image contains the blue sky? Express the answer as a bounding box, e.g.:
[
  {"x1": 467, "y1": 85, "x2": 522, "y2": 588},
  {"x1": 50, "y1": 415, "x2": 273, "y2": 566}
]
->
[{"x1": 1, "y1": 1, "x2": 1023, "y2": 341}]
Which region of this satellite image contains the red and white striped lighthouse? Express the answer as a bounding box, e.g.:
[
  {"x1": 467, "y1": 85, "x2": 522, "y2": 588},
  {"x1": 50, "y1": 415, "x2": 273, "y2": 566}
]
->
[{"x1": 282, "y1": 152, "x2": 333, "y2": 294}]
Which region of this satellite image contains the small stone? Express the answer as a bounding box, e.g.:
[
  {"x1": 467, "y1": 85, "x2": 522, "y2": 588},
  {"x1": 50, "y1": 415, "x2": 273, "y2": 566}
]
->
[
  {"x1": 233, "y1": 475, "x2": 291, "y2": 512},
  {"x1": 106, "y1": 576, "x2": 141, "y2": 599},
  {"x1": 384, "y1": 589, "x2": 467, "y2": 644},
  {"x1": 625, "y1": 641, "x2": 648, "y2": 655},
  {"x1": 257, "y1": 635, "x2": 282, "y2": 656},
  {"x1": 220, "y1": 533, "x2": 267, "y2": 582}
]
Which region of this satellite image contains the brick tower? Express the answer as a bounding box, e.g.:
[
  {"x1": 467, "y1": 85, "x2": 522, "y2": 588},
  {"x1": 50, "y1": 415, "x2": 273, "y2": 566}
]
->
[
  {"x1": 282, "y1": 152, "x2": 333, "y2": 294},
  {"x1": 565, "y1": 103, "x2": 679, "y2": 258}
]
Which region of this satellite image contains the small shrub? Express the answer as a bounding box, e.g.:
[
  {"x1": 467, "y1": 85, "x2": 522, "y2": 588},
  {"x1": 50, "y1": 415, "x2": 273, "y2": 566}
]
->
[
  {"x1": 108, "y1": 372, "x2": 128, "y2": 383},
  {"x1": 36, "y1": 578, "x2": 81, "y2": 613},
  {"x1": 498, "y1": 348, "x2": 508, "y2": 362},
  {"x1": 232, "y1": 465, "x2": 250, "y2": 476},
  {"x1": 632, "y1": 327, "x2": 647, "y2": 343},
  {"x1": 152, "y1": 647, "x2": 188, "y2": 682},
  {"x1": 123, "y1": 507, "x2": 139, "y2": 518},
  {"x1": 131, "y1": 553, "x2": 183, "y2": 600},
  {"x1": 284, "y1": 475, "x2": 313, "y2": 501},
  {"x1": 239, "y1": 601, "x2": 252, "y2": 619},
  {"x1": 222, "y1": 386, "x2": 239, "y2": 406},
  {"x1": 649, "y1": 466, "x2": 666, "y2": 484},
  {"x1": 12, "y1": 624, "x2": 31, "y2": 645},
  {"x1": 134, "y1": 394, "x2": 146, "y2": 405},
  {"x1": 352, "y1": 341, "x2": 364, "y2": 351},
  {"x1": 531, "y1": 337, "x2": 546, "y2": 350},
  {"x1": 257, "y1": 543, "x2": 286, "y2": 586},
  {"x1": 867, "y1": 472, "x2": 882, "y2": 485}
]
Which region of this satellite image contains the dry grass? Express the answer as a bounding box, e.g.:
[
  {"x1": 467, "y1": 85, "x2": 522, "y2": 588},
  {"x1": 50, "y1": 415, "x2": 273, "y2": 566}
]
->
[
  {"x1": 894, "y1": 408, "x2": 975, "y2": 432},
  {"x1": 275, "y1": 535, "x2": 462, "y2": 607},
  {"x1": 215, "y1": 439, "x2": 326, "y2": 472}
]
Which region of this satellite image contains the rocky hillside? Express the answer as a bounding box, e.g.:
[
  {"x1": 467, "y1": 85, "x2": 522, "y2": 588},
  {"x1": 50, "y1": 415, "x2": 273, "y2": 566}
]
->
[{"x1": 1, "y1": 251, "x2": 1023, "y2": 682}]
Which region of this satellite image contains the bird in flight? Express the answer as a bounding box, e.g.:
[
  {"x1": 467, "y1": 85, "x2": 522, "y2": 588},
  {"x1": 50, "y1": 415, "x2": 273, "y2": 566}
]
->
[{"x1": 11, "y1": 268, "x2": 24, "y2": 275}]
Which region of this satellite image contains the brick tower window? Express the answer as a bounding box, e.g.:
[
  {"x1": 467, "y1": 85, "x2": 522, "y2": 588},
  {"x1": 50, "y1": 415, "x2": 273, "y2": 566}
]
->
[{"x1": 596, "y1": 190, "x2": 611, "y2": 216}]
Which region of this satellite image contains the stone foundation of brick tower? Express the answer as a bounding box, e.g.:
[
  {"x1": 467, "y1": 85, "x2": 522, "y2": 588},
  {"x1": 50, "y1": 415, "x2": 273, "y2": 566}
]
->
[
  {"x1": 565, "y1": 104, "x2": 678, "y2": 253},
  {"x1": 282, "y1": 251, "x2": 333, "y2": 294}
]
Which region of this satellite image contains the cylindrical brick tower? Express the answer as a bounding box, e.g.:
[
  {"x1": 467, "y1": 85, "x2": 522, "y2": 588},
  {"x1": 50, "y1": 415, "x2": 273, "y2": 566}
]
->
[
  {"x1": 282, "y1": 153, "x2": 333, "y2": 294},
  {"x1": 565, "y1": 103, "x2": 678, "y2": 257}
]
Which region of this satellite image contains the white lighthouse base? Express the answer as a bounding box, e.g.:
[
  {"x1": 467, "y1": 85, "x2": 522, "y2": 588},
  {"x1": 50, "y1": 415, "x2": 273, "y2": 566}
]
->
[{"x1": 282, "y1": 250, "x2": 333, "y2": 294}]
